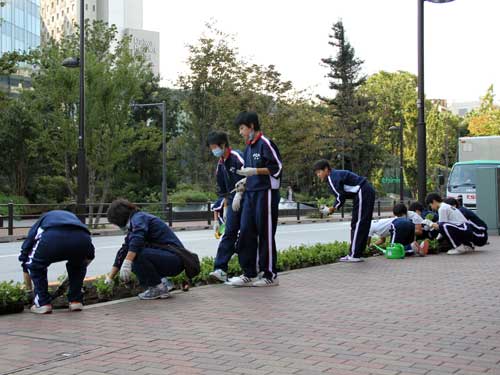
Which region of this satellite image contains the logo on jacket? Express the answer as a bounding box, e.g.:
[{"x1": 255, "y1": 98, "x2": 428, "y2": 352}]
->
[{"x1": 253, "y1": 153, "x2": 261, "y2": 161}]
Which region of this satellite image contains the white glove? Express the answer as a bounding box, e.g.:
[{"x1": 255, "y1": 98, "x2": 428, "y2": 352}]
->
[
  {"x1": 236, "y1": 168, "x2": 258, "y2": 177},
  {"x1": 422, "y1": 219, "x2": 435, "y2": 231},
  {"x1": 320, "y1": 206, "x2": 331, "y2": 216},
  {"x1": 120, "y1": 259, "x2": 133, "y2": 283},
  {"x1": 234, "y1": 178, "x2": 247, "y2": 193},
  {"x1": 232, "y1": 191, "x2": 243, "y2": 212},
  {"x1": 104, "y1": 275, "x2": 113, "y2": 285},
  {"x1": 213, "y1": 222, "x2": 220, "y2": 232}
]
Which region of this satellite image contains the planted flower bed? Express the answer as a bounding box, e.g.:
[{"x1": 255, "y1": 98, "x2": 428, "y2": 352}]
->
[{"x1": 1, "y1": 239, "x2": 441, "y2": 314}]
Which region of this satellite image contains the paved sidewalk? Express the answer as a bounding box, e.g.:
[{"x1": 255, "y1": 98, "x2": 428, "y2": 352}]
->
[{"x1": 1, "y1": 238, "x2": 500, "y2": 375}]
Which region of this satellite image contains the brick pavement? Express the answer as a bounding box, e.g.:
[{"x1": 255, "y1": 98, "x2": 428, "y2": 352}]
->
[{"x1": 1, "y1": 237, "x2": 500, "y2": 375}]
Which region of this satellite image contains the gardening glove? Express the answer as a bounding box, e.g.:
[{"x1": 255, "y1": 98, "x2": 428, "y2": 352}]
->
[
  {"x1": 422, "y1": 219, "x2": 434, "y2": 231},
  {"x1": 120, "y1": 259, "x2": 133, "y2": 283},
  {"x1": 236, "y1": 167, "x2": 258, "y2": 177},
  {"x1": 104, "y1": 275, "x2": 113, "y2": 285},
  {"x1": 234, "y1": 178, "x2": 247, "y2": 193},
  {"x1": 232, "y1": 191, "x2": 243, "y2": 212}
]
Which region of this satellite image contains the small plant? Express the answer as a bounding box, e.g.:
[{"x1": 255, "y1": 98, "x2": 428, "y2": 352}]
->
[
  {"x1": 94, "y1": 276, "x2": 113, "y2": 300},
  {"x1": 0, "y1": 281, "x2": 27, "y2": 306}
]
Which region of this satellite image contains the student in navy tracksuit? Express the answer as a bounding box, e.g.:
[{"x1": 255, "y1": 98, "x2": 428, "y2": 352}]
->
[
  {"x1": 313, "y1": 159, "x2": 376, "y2": 262},
  {"x1": 228, "y1": 111, "x2": 283, "y2": 287},
  {"x1": 106, "y1": 199, "x2": 186, "y2": 300},
  {"x1": 206, "y1": 131, "x2": 245, "y2": 282},
  {"x1": 444, "y1": 197, "x2": 488, "y2": 247},
  {"x1": 18, "y1": 210, "x2": 95, "y2": 314}
]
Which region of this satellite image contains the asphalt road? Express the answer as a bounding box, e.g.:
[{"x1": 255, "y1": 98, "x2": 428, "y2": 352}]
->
[{"x1": 0, "y1": 221, "x2": 351, "y2": 283}]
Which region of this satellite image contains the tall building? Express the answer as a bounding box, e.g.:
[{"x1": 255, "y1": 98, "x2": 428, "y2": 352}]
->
[
  {"x1": 0, "y1": 0, "x2": 41, "y2": 95},
  {"x1": 40, "y1": 0, "x2": 159, "y2": 75}
]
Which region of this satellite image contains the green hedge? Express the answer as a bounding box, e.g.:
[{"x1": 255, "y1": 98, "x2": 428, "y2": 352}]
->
[{"x1": 171, "y1": 241, "x2": 351, "y2": 286}]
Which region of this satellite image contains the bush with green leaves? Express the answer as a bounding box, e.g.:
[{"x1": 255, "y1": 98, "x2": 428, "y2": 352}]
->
[
  {"x1": 94, "y1": 276, "x2": 114, "y2": 300},
  {"x1": 0, "y1": 281, "x2": 27, "y2": 306},
  {"x1": 169, "y1": 183, "x2": 217, "y2": 204},
  {"x1": 0, "y1": 194, "x2": 29, "y2": 216}
]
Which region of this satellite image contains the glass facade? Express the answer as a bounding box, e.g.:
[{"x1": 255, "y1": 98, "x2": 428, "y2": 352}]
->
[{"x1": 0, "y1": 0, "x2": 41, "y2": 54}]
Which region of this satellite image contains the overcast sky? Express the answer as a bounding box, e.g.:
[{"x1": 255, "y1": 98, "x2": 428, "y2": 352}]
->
[{"x1": 143, "y1": 0, "x2": 499, "y2": 104}]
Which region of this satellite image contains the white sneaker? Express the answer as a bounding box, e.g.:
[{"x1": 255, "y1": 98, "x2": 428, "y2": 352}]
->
[
  {"x1": 209, "y1": 269, "x2": 228, "y2": 283},
  {"x1": 69, "y1": 302, "x2": 83, "y2": 312},
  {"x1": 226, "y1": 275, "x2": 255, "y2": 287},
  {"x1": 447, "y1": 245, "x2": 467, "y2": 255},
  {"x1": 339, "y1": 255, "x2": 364, "y2": 263},
  {"x1": 463, "y1": 245, "x2": 475, "y2": 253},
  {"x1": 252, "y1": 276, "x2": 279, "y2": 287},
  {"x1": 161, "y1": 277, "x2": 175, "y2": 291},
  {"x1": 30, "y1": 304, "x2": 52, "y2": 314}
]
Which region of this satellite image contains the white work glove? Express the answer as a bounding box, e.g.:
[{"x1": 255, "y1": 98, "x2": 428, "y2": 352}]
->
[
  {"x1": 104, "y1": 275, "x2": 113, "y2": 285},
  {"x1": 320, "y1": 206, "x2": 332, "y2": 216},
  {"x1": 234, "y1": 178, "x2": 247, "y2": 193},
  {"x1": 213, "y1": 222, "x2": 220, "y2": 232},
  {"x1": 120, "y1": 259, "x2": 133, "y2": 283},
  {"x1": 232, "y1": 191, "x2": 243, "y2": 212},
  {"x1": 236, "y1": 167, "x2": 258, "y2": 177},
  {"x1": 422, "y1": 219, "x2": 434, "y2": 231}
]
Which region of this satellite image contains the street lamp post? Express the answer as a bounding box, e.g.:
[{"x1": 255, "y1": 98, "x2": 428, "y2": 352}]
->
[
  {"x1": 62, "y1": 0, "x2": 86, "y2": 223},
  {"x1": 417, "y1": 0, "x2": 456, "y2": 204},
  {"x1": 389, "y1": 125, "x2": 404, "y2": 202},
  {"x1": 130, "y1": 102, "x2": 168, "y2": 217}
]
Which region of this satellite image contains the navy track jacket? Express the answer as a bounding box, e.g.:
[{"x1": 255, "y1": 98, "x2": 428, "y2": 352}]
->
[
  {"x1": 243, "y1": 133, "x2": 283, "y2": 191},
  {"x1": 19, "y1": 210, "x2": 90, "y2": 263},
  {"x1": 327, "y1": 170, "x2": 367, "y2": 210},
  {"x1": 216, "y1": 149, "x2": 245, "y2": 198}
]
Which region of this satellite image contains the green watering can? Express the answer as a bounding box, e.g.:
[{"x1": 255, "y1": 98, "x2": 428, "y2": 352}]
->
[{"x1": 373, "y1": 243, "x2": 405, "y2": 259}]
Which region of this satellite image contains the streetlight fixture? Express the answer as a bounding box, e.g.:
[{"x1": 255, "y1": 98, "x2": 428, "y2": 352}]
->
[
  {"x1": 62, "y1": 0, "x2": 86, "y2": 223},
  {"x1": 417, "y1": 0, "x2": 456, "y2": 204},
  {"x1": 389, "y1": 125, "x2": 404, "y2": 202},
  {"x1": 130, "y1": 102, "x2": 168, "y2": 218}
]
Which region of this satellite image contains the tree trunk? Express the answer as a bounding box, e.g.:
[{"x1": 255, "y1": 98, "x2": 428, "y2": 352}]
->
[
  {"x1": 93, "y1": 177, "x2": 110, "y2": 228},
  {"x1": 64, "y1": 153, "x2": 75, "y2": 198}
]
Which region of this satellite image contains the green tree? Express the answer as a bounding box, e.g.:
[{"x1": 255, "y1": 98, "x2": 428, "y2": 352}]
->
[
  {"x1": 466, "y1": 85, "x2": 500, "y2": 136},
  {"x1": 319, "y1": 20, "x2": 371, "y2": 175}
]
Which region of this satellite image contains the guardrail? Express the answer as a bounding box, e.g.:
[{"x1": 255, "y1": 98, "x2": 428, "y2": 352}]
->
[{"x1": 0, "y1": 199, "x2": 409, "y2": 236}]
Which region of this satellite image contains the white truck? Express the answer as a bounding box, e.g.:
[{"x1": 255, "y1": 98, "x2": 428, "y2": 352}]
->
[{"x1": 446, "y1": 136, "x2": 500, "y2": 209}]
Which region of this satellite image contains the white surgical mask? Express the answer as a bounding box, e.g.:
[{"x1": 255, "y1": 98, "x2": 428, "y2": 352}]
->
[{"x1": 212, "y1": 147, "x2": 224, "y2": 158}]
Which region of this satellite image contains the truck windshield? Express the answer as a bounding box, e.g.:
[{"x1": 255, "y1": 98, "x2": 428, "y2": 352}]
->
[{"x1": 448, "y1": 164, "x2": 498, "y2": 190}]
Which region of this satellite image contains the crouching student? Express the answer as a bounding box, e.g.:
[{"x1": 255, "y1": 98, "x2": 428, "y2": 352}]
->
[
  {"x1": 18, "y1": 210, "x2": 95, "y2": 314},
  {"x1": 409, "y1": 201, "x2": 438, "y2": 240},
  {"x1": 444, "y1": 197, "x2": 488, "y2": 248},
  {"x1": 425, "y1": 193, "x2": 475, "y2": 255},
  {"x1": 314, "y1": 159, "x2": 375, "y2": 262},
  {"x1": 106, "y1": 199, "x2": 186, "y2": 300},
  {"x1": 392, "y1": 203, "x2": 428, "y2": 256}
]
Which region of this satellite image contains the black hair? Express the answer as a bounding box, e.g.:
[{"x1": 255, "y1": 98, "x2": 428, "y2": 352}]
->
[
  {"x1": 206, "y1": 131, "x2": 229, "y2": 147},
  {"x1": 107, "y1": 199, "x2": 139, "y2": 227},
  {"x1": 393, "y1": 203, "x2": 408, "y2": 217},
  {"x1": 408, "y1": 201, "x2": 424, "y2": 212},
  {"x1": 233, "y1": 111, "x2": 260, "y2": 131},
  {"x1": 443, "y1": 197, "x2": 459, "y2": 207},
  {"x1": 313, "y1": 159, "x2": 331, "y2": 172},
  {"x1": 425, "y1": 193, "x2": 443, "y2": 206}
]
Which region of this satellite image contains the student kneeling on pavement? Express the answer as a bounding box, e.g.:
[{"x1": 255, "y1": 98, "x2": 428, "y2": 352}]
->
[
  {"x1": 391, "y1": 203, "x2": 429, "y2": 256},
  {"x1": 443, "y1": 197, "x2": 488, "y2": 247},
  {"x1": 18, "y1": 210, "x2": 95, "y2": 314},
  {"x1": 106, "y1": 199, "x2": 186, "y2": 300}
]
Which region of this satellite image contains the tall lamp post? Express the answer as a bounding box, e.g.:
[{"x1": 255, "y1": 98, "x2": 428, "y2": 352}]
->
[
  {"x1": 389, "y1": 125, "x2": 404, "y2": 202},
  {"x1": 130, "y1": 102, "x2": 168, "y2": 217},
  {"x1": 417, "y1": 0, "x2": 456, "y2": 204},
  {"x1": 62, "y1": 0, "x2": 86, "y2": 222}
]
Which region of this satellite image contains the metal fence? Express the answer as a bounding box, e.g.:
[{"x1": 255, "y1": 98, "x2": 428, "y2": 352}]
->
[{"x1": 0, "y1": 198, "x2": 406, "y2": 236}]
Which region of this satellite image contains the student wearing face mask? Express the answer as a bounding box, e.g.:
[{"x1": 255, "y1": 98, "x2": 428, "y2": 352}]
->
[
  {"x1": 206, "y1": 131, "x2": 245, "y2": 282},
  {"x1": 105, "y1": 199, "x2": 186, "y2": 299},
  {"x1": 227, "y1": 111, "x2": 283, "y2": 287}
]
